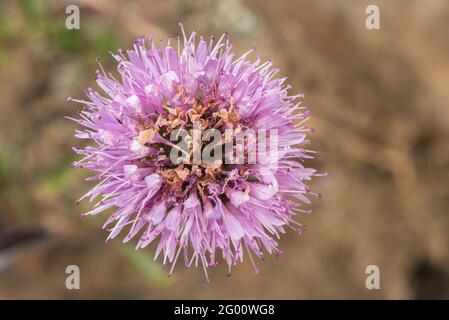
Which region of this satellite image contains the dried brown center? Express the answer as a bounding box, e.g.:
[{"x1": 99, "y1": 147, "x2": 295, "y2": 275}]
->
[{"x1": 135, "y1": 96, "x2": 247, "y2": 205}]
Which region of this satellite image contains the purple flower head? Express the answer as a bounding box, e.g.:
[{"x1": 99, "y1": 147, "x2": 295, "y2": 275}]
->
[{"x1": 69, "y1": 24, "x2": 325, "y2": 281}]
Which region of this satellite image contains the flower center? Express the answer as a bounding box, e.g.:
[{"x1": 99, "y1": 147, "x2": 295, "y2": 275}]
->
[{"x1": 135, "y1": 95, "x2": 252, "y2": 206}]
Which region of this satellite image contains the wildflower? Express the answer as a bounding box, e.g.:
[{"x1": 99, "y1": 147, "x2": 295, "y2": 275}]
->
[{"x1": 69, "y1": 24, "x2": 325, "y2": 281}]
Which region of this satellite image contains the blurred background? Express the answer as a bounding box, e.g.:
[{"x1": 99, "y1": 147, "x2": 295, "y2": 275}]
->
[{"x1": 0, "y1": 0, "x2": 448, "y2": 299}]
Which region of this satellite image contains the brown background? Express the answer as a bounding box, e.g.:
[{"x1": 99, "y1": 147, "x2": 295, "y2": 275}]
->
[{"x1": 0, "y1": 0, "x2": 448, "y2": 299}]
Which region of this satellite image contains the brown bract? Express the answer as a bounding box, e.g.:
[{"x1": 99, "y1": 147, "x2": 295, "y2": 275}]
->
[{"x1": 212, "y1": 98, "x2": 240, "y2": 129}]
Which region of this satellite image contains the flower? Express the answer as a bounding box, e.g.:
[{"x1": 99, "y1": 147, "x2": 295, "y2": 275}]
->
[{"x1": 69, "y1": 24, "x2": 325, "y2": 281}]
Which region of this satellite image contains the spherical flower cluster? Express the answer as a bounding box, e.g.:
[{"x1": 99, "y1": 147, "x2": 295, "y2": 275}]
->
[{"x1": 69, "y1": 24, "x2": 324, "y2": 281}]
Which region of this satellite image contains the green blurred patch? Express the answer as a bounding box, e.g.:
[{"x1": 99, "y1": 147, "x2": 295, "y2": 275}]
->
[
  {"x1": 47, "y1": 25, "x2": 88, "y2": 53},
  {"x1": 6, "y1": 188, "x2": 34, "y2": 224},
  {"x1": 19, "y1": 0, "x2": 45, "y2": 26},
  {"x1": 46, "y1": 21, "x2": 120, "y2": 59},
  {"x1": 0, "y1": 12, "x2": 15, "y2": 41},
  {"x1": 117, "y1": 243, "x2": 172, "y2": 288},
  {"x1": 17, "y1": 0, "x2": 121, "y2": 61},
  {"x1": 0, "y1": 144, "x2": 36, "y2": 223},
  {"x1": 39, "y1": 154, "x2": 79, "y2": 192},
  {"x1": 0, "y1": 12, "x2": 17, "y2": 70},
  {"x1": 0, "y1": 144, "x2": 15, "y2": 192}
]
